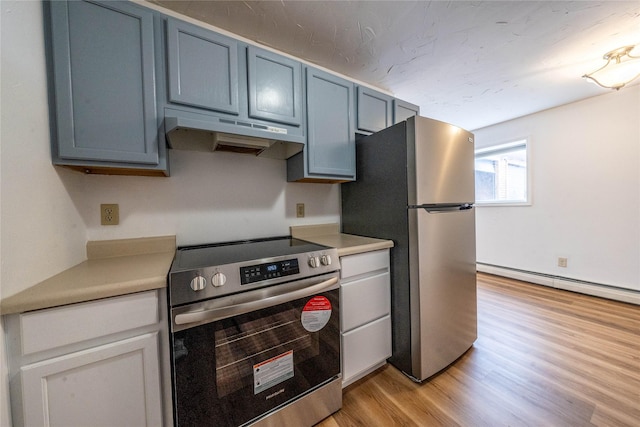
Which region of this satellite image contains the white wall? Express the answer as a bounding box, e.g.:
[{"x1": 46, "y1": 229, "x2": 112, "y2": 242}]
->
[
  {"x1": 0, "y1": 2, "x2": 339, "y2": 425},
  {"x1": 75, "y1": 150, "x2": 340, "y2": 246},
  {"x1": 2, "y1": 3, "x2": 87, "y2": 423},
  {"x1": 474, "y1": 86, "x2": 640, "y2": 291},
  {"x1": 1, "y1": 0, "x2": 87, "y2": 302}
]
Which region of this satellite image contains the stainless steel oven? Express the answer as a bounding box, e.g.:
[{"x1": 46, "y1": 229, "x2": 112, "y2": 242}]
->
[{"x1": 167, "y1": 237, "x2": 341, "y2": 427}]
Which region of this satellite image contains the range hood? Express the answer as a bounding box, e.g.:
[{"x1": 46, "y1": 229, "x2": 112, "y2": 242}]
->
[{"x1": 165, "y1": 113, "x2": 304, "y2": 160}]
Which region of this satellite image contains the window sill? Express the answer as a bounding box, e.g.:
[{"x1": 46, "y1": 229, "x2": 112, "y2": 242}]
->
[{"x1": 475, "y1": 201, "x2": 531, "y2": 207}]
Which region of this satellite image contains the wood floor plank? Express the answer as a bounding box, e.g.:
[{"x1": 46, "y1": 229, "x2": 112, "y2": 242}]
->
[{"x1": 317, "y1": 273, "x2": 640, "y2": 427}]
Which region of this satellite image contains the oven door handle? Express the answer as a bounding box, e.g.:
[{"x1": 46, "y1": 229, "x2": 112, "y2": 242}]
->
[{"x1": 174, "y1": 276, "x2": 339, "y2": 327}]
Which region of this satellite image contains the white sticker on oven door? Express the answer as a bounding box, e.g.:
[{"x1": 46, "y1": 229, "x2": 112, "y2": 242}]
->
[
  {"x1": 301, "y1": 296, "x2": 332, "y2": 332},
  {"x1": 254, "y1": 350, "x2": 294, "y2": 395}
]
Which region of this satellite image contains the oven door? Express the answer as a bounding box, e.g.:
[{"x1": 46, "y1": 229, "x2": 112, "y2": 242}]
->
[{"x1": 170, "y1": 272, "x2": 340, "y2": 427}]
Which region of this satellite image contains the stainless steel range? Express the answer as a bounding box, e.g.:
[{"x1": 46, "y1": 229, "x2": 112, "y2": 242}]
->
[{"x1": 167, "y1": 236, "x2": 341, "y2": 427}]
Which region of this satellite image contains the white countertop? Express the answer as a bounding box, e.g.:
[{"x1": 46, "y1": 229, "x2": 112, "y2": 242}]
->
[
  {"x1": 291, "y1": 223, "x2": 394, "y2": 256},
  {"x1": 1, "y1": 226, "x2": 393, "y2": 315},
  {"x1": 0, "y1": 236, "x2": 176, "y2": 315}
]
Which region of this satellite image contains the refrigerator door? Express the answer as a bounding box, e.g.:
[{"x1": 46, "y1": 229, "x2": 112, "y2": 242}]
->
[
  {"x1": 408, "y1": 116, "x2": 475, "y2": 205},
  {"x1": 408, "y1": 206, "x2": 477, "y2": 380}
]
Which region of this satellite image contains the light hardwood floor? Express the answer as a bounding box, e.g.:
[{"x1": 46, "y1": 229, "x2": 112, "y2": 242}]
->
[{"x1": 318, "y1": 273, "x2": 640, "y2": 426}]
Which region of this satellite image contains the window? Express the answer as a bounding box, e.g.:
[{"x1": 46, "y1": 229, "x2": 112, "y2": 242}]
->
[{"x1": 475, "y1": 139, "x2": 529, "y2": 205}]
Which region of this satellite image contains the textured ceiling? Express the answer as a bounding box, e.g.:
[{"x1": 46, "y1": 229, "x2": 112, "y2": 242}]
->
[{"x1": 147, "y1": 1, "x2": 640, "y2": 130}]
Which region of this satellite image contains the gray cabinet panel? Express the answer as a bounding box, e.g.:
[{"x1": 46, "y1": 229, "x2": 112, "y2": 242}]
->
[
  {"x1": 393, "y1": 99, "x2": 420, "y2": 124},
  {"x1": 303, "y1": 68, "x2": 355, "y2": 179},
  {"x1": 162, "y1": 20, "x2": 304, "y2": 144},
  {"x1": 247, "y1": 47, "x2": 302, "y2": 126},
  {"x1": 48, "y1": 0, "x2": 162, "y2": 168},
  {"x1": 357, "y1": 86, "x2": 392, "y2": 134},
  {"x1": 166, "y1": 19, "x2": 239, "y2": 114}
]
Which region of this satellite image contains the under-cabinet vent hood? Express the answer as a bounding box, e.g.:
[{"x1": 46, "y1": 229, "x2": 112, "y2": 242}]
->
[{"x1": 165, "y1": 113, "x2": 304, "y2": 160}]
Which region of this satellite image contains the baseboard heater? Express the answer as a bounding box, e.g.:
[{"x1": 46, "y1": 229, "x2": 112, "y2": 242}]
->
[{"x1": 476, "y1": 262, "x2": 639, "y2": 305}]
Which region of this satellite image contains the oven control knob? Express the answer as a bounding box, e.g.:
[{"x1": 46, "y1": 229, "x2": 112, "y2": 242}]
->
[
  {"x1": 320, "y1": 254, "x2": 332, "y2": 266},
  {"x1": 212, "y1": 272, "x2": 227, "y2": 287},
  {"x1": 190, "y1": 275, "x2": 207, "y2": 292},
  {"x1": 308, "y1": 256, "x2": 320, "y2": 268}
]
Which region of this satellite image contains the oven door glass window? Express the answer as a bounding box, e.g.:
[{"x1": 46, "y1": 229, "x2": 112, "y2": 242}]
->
[{"x1": 171, "y1": 289, "x2": 340, "y2": 426}]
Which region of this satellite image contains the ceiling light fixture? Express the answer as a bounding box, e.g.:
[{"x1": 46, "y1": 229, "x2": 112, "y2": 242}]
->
[{"x1": 582, "y1": 45, "x2": 640, "y2": 90}]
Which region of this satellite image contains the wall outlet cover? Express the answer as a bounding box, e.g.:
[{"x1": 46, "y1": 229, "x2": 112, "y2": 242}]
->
[{"x1": 101, "y1": 204, "x2": 119, "y2": 225}]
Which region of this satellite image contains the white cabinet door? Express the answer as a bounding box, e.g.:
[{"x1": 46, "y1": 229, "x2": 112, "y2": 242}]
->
[
  {"x1": 342, "y1": 315, "x2": 392, "y2": 386},
  {"x1": 341, "y1": 271, "x2": 390, "y2": 332},
  {"x1": 20, "y1": 332, "x2": 162, "y2": 427}
]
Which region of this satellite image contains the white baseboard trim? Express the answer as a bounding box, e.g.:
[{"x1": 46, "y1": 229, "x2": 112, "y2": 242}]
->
[{"x1": 477, "y1": 263, "x2": 640, "y2": 306}]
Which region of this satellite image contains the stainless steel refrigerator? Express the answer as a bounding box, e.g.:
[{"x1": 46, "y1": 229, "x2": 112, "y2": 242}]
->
[{"x1": 341, "y1": 115, "x2": 477, "y2": 382}]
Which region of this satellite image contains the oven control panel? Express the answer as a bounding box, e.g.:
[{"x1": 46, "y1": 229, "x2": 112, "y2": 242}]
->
[
  {"x1": 169, "y1": 238, "x2": 340, "y2": 306},
  {"x1": 240, "y1": 258, "x2": 300, "y2": 285}
]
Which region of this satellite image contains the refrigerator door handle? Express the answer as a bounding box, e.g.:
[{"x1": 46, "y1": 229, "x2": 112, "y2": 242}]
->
[{"x1": 409, "y1": 203, "x2": 474, "y2": 213}]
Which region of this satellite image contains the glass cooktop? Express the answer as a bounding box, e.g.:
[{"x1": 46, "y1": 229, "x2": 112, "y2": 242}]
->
[{"x1": 172, "y1": 236, "x2": 332, "y2": 271}]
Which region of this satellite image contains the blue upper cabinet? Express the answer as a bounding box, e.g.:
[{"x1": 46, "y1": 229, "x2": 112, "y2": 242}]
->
[
  {"x1": 356, "y1": 86, "x2": 393, "y2": 135},
  {"x1": 46, "y1": 0, "x2": 167, "y2": 175},
  {"x1": 247, "y1": 46, "x2": 303, "y2": 127},
  {"x1": 166, "y1": 19, "x2": 239, "y2": 115},
  {"x1": 162, "y1": 18, "x2": 305, "y2": 145},
  {"x1": 288, "y1": 67, "x2": 355, "y2": 182},
  {"x1": 393, "y1": 99, "x2": 420, "y2": 124}
]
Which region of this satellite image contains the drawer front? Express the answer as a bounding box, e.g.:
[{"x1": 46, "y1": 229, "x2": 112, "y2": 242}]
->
[
  {"x1": 20, "y1": 291, "x2": 158, "y2": 356},
  {"x1": 340, "y1": 249, "x2": 389, "y2": 280},
  {"x1": 341, "y1": 272, "x2": 390, "y2": 332},
  {"x1": 342, "y1": 315, "x2": 392, "y2": 384}
]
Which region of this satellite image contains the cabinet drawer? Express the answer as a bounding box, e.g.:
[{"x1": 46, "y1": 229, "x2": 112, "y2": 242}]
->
[
  {"x1": 341, "y1": 272, "x2": 390, "y2": 332},
  {"x1": 341, "y1": 249, "x2": 390, "y2": 280},
  {"x1": 19, "y1": 291, "x2": 158, "y2": 356},
  {"x1": 342, "y1": 315, "x2": 391, "y2": 384}
]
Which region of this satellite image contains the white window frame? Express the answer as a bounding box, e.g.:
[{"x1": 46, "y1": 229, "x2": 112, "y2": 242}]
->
[{"x1": 474, "y1": 138, "x2": 531, "y2": 206}]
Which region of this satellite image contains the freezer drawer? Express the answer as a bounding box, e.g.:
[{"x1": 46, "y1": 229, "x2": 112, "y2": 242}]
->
[
  {"x1": 411, "y1": 116, "x2": 475, "y2": 204},
  {"x1": 341, "y1": 315, "x2": 392, "y2": 386}
]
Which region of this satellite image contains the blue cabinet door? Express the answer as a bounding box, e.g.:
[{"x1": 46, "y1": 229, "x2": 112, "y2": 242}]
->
[
  {"x1": 48, "y1": 0, "x2": 163, "y2": 169},
  {"x1": 304, "y1": 67, "x2": 355, "y2": 180},
  {"x1": 166, "y1": 19, "x2": 240, "y2": 115},
  {"x1": 356, "y1": 86, "x2": 392, "y2": 134},
  {"x1": 393, "y1": 99, "x2": 420, "y2": 124},
  {"x1": 247, "y1": 46, "x2": 303, "y2": 127},
  {"x1": 163, "y1": 20, "x2": 305, "y2": 144}
]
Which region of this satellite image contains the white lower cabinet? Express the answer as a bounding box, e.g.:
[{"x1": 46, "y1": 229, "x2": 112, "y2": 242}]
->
[
  {"x1": 20, "y1": 333, "x2": 162, "y2": 427},
  {"x1": 342, "y1": 315, "x2": 392, "y2": 385},
  {"x1": 340, "y1": 249, "x2": 392, "y2": 387},
  {"x1": 5, "y1": 290, "x2": 169, "y2": 427}
]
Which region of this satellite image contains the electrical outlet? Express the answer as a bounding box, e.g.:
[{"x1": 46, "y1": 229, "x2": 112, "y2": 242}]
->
[
  {"x1": 101, "y1": 204, "x2": 119, "y2": 225},
  {"x1": 558, "y1": 257, "x2": 568, "y2": 268},
  {"x1": 296, "y1": 203, "x2": 305, "y2": 218}
]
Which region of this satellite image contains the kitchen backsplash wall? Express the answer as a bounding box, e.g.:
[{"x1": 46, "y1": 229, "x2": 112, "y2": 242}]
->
[{"x1": 76, "y1": 149, "x2": 341, "y2": 246}]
